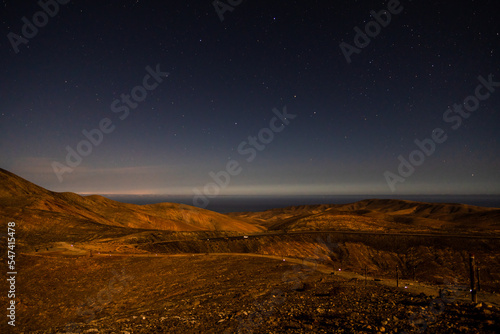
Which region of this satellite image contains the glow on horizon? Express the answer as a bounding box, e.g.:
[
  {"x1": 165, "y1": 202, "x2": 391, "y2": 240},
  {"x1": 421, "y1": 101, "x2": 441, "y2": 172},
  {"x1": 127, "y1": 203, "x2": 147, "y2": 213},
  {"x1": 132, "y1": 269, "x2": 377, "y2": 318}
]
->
[
  {"x1": 8, "y1": 161, "x2": 499, "y2": 197},
  {"x1": 75, "y1": 184, "x2": 500, "y2": 197}
]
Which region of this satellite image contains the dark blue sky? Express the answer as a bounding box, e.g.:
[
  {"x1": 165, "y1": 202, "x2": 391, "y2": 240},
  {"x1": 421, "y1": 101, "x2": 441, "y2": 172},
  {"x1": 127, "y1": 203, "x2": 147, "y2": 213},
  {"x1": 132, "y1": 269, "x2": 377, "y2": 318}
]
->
[{"x1": 1, "y1": 0, "x2": 499, "y2": 199}]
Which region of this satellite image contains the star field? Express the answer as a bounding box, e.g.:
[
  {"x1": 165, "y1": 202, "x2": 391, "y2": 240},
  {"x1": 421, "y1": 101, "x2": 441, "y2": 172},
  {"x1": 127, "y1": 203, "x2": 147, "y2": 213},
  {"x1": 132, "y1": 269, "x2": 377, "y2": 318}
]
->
[{"x1": 0, "y1": 0, "x2": 499, "y2": 198}]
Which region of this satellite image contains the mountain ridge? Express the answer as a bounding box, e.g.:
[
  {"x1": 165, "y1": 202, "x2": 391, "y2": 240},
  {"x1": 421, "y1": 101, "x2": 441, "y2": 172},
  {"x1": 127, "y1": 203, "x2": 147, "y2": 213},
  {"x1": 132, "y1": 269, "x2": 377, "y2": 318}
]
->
[
  {"x1": 2, "y1": 167, "x2": 499, "y2": 247},
  {"x1": 0, "y1": 168, "x2": 263, "y2": 245},
  {"x1": 228, "y1": 198, "x2": 500, "y2": 232}
]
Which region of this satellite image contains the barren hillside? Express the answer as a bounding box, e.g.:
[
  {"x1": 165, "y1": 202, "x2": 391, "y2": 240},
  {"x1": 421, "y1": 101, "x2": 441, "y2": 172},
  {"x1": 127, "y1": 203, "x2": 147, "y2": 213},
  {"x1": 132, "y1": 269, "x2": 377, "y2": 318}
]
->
[
  {"x1": 229, "y1": 199, "x2": 500, "y2": 233},
  {"x1": 0, "y1": 168, "x2": 263, "y2": 247}
]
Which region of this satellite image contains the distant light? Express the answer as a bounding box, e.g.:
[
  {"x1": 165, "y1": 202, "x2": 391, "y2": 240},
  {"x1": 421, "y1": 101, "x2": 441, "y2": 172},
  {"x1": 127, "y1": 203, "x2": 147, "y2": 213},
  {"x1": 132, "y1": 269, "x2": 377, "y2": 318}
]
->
[
  {"x1": 339, "y1": 269, "x2": 341, "y2": 271},
  {"x1": 405, "y1": 286, "x2": 408, "y2": 289}
]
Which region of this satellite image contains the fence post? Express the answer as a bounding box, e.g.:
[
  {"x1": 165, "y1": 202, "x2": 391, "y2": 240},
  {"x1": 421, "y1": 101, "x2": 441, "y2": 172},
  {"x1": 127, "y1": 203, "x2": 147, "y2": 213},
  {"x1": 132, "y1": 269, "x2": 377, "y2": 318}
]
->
[
  {"x1": 364, "y1": 265, "x2": 367, "y2": 286},
  {"x1": 396, "y1": 266, "x2": 399, "y2": 288},
  {"x1": 469, "y1": 254, "x2": 477, "y2": 303}
]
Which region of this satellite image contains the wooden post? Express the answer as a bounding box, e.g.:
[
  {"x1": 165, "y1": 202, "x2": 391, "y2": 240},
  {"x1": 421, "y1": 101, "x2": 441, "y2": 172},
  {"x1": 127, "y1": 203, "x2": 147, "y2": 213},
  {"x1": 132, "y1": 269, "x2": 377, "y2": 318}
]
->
[
  {"x1": 396, "y1": 266, "x2": 399, "y2": 288},
  {"x1": 413, "y1": 265, "x2": 416, "y2": 281},
  {"x1": 364, "y1": 265, "x2": 367, "y2": 286},
  {"x1": 469, "y1": 254, "x2": 477, "y2": 303}
]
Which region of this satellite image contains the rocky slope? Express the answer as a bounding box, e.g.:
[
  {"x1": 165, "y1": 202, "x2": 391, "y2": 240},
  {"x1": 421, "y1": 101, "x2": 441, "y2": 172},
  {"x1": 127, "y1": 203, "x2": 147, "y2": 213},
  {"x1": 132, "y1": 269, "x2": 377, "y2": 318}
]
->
[{"x1": 8, "y1": 254, "x2": 499, "y2": 334}]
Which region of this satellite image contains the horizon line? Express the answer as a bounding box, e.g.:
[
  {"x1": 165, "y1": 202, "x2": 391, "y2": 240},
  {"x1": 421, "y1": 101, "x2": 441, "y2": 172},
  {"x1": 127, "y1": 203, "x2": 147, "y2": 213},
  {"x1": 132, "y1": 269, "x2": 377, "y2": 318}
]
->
[{"x1": 78, "y1": 193, "x2": 500, "y2": 197}]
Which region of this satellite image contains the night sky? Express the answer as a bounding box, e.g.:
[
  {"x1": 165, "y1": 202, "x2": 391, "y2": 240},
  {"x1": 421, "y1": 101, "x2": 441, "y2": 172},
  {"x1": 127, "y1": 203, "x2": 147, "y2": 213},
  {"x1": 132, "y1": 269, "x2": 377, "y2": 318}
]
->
[{"x1": 1, "y1": 0, "x2": 499, "y2": 200}]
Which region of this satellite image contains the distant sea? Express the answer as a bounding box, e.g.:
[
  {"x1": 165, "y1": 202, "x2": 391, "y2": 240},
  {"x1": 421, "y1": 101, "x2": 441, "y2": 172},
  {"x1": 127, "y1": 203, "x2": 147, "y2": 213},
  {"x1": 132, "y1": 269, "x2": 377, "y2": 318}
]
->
[{"x1": 103, "y1": 194, "x2": 500, "y2": 213}]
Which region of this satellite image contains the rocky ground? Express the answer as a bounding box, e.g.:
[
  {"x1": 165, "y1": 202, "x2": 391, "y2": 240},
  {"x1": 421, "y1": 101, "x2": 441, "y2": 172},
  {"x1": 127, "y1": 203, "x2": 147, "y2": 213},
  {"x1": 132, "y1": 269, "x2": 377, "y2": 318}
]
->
[{"x1": 3, "y1": 253, "x2": 499, "y2": 334}]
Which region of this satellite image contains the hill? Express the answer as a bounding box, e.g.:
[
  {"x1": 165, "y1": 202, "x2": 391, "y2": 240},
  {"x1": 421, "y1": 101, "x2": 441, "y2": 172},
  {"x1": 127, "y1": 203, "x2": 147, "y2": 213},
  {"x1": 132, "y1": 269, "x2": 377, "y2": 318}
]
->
[
  {"x1": 228, "y1": 198, "x2": 500, "y2": 233},
  {"x1": 0, "y1": 168, "x2": 263, "y2": 246}
]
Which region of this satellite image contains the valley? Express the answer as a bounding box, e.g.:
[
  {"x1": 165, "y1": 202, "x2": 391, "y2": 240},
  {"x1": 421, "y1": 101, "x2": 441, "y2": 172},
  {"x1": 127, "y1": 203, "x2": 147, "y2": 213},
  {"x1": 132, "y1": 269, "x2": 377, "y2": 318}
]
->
[{"x1": 0, "y1": 168, "x2": 499, "y2": 333}]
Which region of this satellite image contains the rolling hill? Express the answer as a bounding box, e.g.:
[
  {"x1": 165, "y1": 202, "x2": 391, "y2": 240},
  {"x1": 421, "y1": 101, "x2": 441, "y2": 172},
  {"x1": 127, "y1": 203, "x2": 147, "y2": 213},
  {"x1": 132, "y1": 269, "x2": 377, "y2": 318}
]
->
[
  {"x1": 2, "y1": 167, "x2": 499, "y2": 249},
  {"x1": 229, "y1": 199, "x2": 500, "y2": 233},
  {"x1": 0, "y1": 168, "x2": 263, "y2": 245}
]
